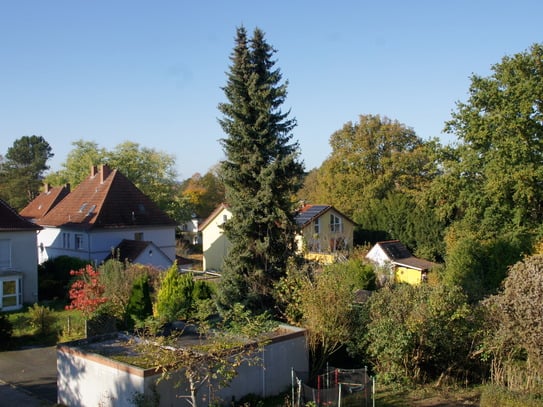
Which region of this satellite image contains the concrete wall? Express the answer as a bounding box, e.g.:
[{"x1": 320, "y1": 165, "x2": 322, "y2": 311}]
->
[{"x1": 57, "y1": 325, "x2": 308, "y2": 406}]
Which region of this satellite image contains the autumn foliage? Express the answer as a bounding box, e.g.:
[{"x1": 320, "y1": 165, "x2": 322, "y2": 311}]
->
[{"x1": 66, "y1": 265, "x2": 107, "y2": 317}]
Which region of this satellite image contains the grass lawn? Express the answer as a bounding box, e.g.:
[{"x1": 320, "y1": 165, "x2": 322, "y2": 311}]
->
[{"x1": 5, "y1": 300, "x2": 86, "y2": 348}]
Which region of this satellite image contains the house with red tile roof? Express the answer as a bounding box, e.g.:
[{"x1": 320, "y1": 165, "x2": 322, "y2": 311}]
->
[
  {"x1": 19, "y1": 183, "x2": 70, "y2": 221},
  {"x1": 0, "y1": 198, "x2": 42, "y2": 310},
  {"x1": 24, "y1": 165, "x2": 177, "y2": 267}
]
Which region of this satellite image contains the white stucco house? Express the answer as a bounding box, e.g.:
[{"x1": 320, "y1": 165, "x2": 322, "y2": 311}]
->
[
  {"x1": 0, "y1": 198, "x2": 41, "y2": 310},
  {"x1": 20, "y1": 165, "x2": 178, "y2": 268}
]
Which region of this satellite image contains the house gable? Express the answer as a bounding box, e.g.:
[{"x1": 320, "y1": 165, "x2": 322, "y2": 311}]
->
[
  {"x1": 19, "y1": 184, "x2": 70, "y2": 221},
  {"x1": 37, "y1": 165, "x2": 176, "y2": 230},
  {"x1": 104, "y1": 239, "x2": 173, "y2": 269},
  {"x1": 0, "y1": 199, "x2": 41, "y2": 310},
  {"x1": 200, "y1": 204, "x2": 231, "y2": 271},
  {"x1": 294, "y1": 204, "x2": 355, "y2": 263},
  {"x1": 30, "y1": 165, "x2": 177, "y2": 266}
]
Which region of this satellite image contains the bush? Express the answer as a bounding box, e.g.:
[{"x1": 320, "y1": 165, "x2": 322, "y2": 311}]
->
[
  {"x1": 39, "y1": 255, "x2": 90, "y2": 300},
  {"x1": 0, "y1": 312, "x2": 13, "y2": 349},
  {"x1": 480, "y1": 384, "x2": 543, "y2": 407},
  {"x1": 125, "y1": 274, "x2": 153, "y2": 329},
  {"x1": 156, "y1": 265, "x2": 214, "y2": 322},
  {"x1": 27, "y1": 303, "x2": 55, "y2": 336}
]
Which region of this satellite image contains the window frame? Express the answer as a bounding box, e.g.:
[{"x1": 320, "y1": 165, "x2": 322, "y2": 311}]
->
[{"x1": 0, "y1": 276, "x2": 22, "y2": 311}]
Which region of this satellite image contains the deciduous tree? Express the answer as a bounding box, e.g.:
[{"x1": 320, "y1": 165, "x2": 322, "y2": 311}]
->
[{"x1": 441, "y1": 43, "x2": 543, "y2": 238}]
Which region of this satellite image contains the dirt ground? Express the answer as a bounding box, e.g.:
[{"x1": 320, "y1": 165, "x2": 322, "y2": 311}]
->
[
  {"x1": 374, "y1": 386, "x2": 481, "y2": 407},
  {"x1": 405, "y1": 390, "x2": 480, "y2": 407}
]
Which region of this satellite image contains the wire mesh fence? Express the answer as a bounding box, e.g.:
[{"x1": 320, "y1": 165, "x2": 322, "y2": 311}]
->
[{"x1": 292, "y1": 366, "x2": 374, "y2": 407}]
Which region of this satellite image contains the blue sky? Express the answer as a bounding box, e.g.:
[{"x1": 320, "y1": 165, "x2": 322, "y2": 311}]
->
[{"x1": 1, "y1": 1, "x2": 542, "y2": 180}]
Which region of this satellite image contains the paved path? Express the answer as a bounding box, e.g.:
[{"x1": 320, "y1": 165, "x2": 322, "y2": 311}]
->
[{"x1": 0, "y1": 346, "x2": 57, "y2": 406}]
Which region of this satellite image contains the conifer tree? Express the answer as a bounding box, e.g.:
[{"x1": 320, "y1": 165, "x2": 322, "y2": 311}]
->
[{"x1": 217, "y1": 26, "x2": 304, "y2": 312}]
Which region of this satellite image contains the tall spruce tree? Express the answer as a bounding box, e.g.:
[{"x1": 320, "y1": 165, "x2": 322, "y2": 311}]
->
[{"x1": 217, "y1": 26, "x2": 304, "y2": 313}]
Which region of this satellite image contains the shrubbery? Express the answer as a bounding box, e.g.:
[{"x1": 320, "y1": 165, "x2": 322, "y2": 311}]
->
[{"x1": 0, "y1": 312, "x2": 13, "y2": 349}]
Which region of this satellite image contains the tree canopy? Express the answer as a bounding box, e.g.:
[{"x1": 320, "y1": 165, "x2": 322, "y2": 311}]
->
[
  {"x1": 44, "y1": 139, "x2": 191, "y2": 223},
  {"x1": 0, "y1": 135, "x2": 53, "y2": 209},
  {"x1": 439, "y1": 43, "x2": 543, "y2": 238},
  {"x1": 217, "y1": 26, "x2": 304, "y2": 313}
]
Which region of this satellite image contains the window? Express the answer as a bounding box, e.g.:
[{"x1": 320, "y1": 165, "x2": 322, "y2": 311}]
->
[
  {"x1": 0, "y1": 277, "x2": 22, "y2": 310},
  {"x1": 134, "y1": 232, "x2": 144, "y2": 241},
  {"x1": 75, "y1": 234, "x2": 84, "y2": 250},
  {"x1": 0, "y1": 239, "x2": 11, "y2": 269},
  {"x1": 314, "y1": 218, "x2": 320, "y2": 234},
  {"x1": 62, "y1": 233, "x2": 71, "y2": 249},
  {"x1": 330, "y1": 214, "x2": 343, "y2": 233}
]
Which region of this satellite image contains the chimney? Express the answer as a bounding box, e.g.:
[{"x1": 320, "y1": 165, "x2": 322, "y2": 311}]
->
[
  {"x1": 91, "y1": 165, "x2": 98, "y2": 177},
  {"x1": 44, "y1": 183, "x2": 51, "y2": 193},
  {"x1": 100, "y1": 164, "x2": 111, "y2": 184},
  {"x1": 64, "y1": 183, "x2": 71, "y2": 193}
]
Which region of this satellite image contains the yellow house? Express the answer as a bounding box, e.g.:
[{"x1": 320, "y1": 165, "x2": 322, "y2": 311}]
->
[
  {"x1": 294, "y1": 204, "x2": 355, "y2": 264},
  {"x1": 365, "y1": 240, "x2": 437, "y2": 285},
  {"x1": 199, "y1": 203, "x2": 232, "y2": 271},
  {"x1": 199, "y1": 203, "x2": 355, "y2": 271}
]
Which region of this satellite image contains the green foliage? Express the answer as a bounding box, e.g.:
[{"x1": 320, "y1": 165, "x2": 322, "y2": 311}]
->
[
  {"x1": 0, "y1": 135, "x2": 53, "y2": 209},
  {"x1": 125, "y1": 274, "x2": 153, "y2": 329},
  {"x1": 363, "y1": 284, "x2": 483, "y2": 385},
  {"x1": 443, "y1": 230, "x2": 530, "y2": 301},
  {"x1": 325, "y1": 258, "x2": 377, "y2": 291},
  {"x1": 44, "y1": 139, "x2": 106, "y2": 187},
  {"x1": 282, "y1": 264, "x2": 360, "y2": 374},
  {"x1": 309, "y1": 115, "x2": 436, "y2": 219},
  {"x1": 0, "y1": 312, "x2": 13, "y2": 349},
  {"x1": 156, "y1": 266, "x2": 213, "y2": 322},
  {"x1": 220, "y1": 303, "x2": 277, "y2": 337},
  {"x1": 217, "y1": 26, "x2": 304, "y2": 313},
  {"x1": 97, "y1": 259, "x2": 160, "y2": 325},
  {"x1": 479, "y1": 384, "x2": 543, "y2": 407},
  {"x1": 27, "y1": 303, "x2": 55, "y2": 336},
  {"x1": 43, "y1": 139, "x2": 190, "y2": 224},
  {"x1": 440, "y1": 43, "x2": 543, "y2": 238},
  {"x1": 482, "y1": 254, "x2": 543, "y2": 394},
  {"x1": 38, "y1": 255, "x2": 90, "y2": 300}
]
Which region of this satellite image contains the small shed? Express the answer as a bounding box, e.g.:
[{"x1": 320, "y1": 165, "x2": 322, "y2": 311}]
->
[{"x1": 366, "y1": 240, "x2": 437, "y2": 285}]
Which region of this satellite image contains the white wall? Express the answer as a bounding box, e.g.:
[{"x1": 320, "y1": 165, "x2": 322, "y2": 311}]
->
[
  {"x1": 38, "y1": 226, "x2": 176, "y2": 265},
  {"x1": 57, "y1": 325, "x2": 308, "y2": 406},
  {"x1": 201, "y1": 207, "x2": 231, "y2": 271},
  {"x1": 4, "y1": 229, "x2": 39, "y2": 304},
  {"x1": 58, "y1": 348, "x2": 147, "y2": 407}
]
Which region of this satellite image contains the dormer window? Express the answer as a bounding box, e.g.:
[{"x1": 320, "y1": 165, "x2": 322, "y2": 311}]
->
[{"x1": 86, "y1": 205, "x2": 96, "y2": 217}]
